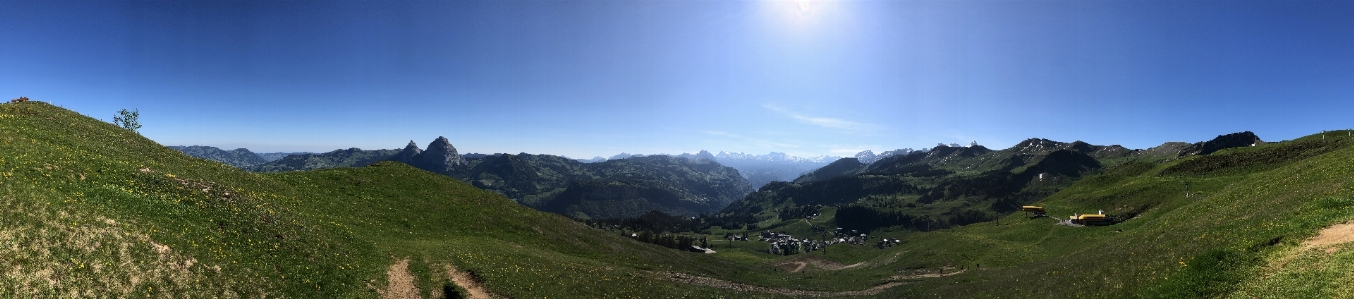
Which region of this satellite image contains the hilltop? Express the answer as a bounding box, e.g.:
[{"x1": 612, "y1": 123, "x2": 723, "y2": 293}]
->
[{"x1": 0, "y1": 100, "x2": 783, "y2": 298}]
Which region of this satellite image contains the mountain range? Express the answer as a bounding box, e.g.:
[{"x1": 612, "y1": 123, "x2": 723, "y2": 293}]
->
[
  {"x1": 176, "y1": 131, "x2": 1264, "y2": 223},
  {"x1": 166, "y1": 146, "x2": 305, "y2": 168},
  {"x1": 17, "y1": 100, "x2": 1354, "y2": 297},
  {"x1": 176, "y1": 138, "x2": 754, "y2": 219},
  {"x1": 722, "y1": 131, "x2": 1266, "y2": 232},
  {"x1": 463, "y1": 153, "x2": 752, "y2": 219},
  {"x1": 585, "y1": 150, "x2": 840, "y2": 189},
  {"x1": 246, "y1": 148, "x2": 401, "y2": 172}
]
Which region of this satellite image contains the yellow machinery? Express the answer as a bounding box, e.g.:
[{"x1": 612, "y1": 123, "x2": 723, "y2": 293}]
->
[
  {"x1": 1070, "y1": 213, "x2": 1111, "y2": 226},
  {"x1": 1021, "y1": 206, "x2": 1047, "y2": 217}
]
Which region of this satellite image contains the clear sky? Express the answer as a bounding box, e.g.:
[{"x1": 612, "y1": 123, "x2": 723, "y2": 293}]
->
[{"x1": 3, "y1": 1, "x2": 1352, "y2": 159}]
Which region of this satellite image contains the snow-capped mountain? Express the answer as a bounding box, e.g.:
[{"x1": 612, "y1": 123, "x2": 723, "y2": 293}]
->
[
  {"x1": 588, "y1": 151, "x2": 838, "y2": 188},
  {"x1": 853, "y1": 148, "x2": 922, "y2": 164},
  {"x1": 713, "y1": 151, "x2": 837, "y2": 163}
]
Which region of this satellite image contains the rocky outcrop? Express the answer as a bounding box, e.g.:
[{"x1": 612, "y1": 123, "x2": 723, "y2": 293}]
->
[
  {"x1": 418, "y1": 136, "x2": 468, "y2": 175},
  {"x1": 388, "y1": 141, "x2": 423, "y2": 166},
  {"x1": 384, "y1": 136, "x2": 468, "y2": 176},
  {"x1": 1185, "y1": 131, "x2": 1263, "y2": 156}
]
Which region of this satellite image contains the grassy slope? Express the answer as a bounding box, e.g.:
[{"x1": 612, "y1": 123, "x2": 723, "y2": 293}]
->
[
  {"x1": 9, "y1": 101, "x2": 1354, "y2": 298},
  {"x1": 0, "y1": 102, "x2": 784, "y2": 298},
  {"x1": 687, "y1": 131, "x2": 1354, "y2": 298},
  {"x1": 870, "y1": 132, "x2": 1354, "y2": 297}
]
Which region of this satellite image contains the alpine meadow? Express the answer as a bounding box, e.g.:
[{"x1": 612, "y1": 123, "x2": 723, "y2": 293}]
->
[{"x1": 5, "y1": 0, "x2": 1354, "y2": 298}]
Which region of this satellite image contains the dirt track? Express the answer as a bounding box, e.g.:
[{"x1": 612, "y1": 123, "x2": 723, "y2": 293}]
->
[
  {"x1": 656, "y1": 268, "x2": 965, "y2": 297},
  {"x1": 378, "y1": 259, "x2": 421, "y2": 299},
  {"x1": 1306, "y1": 222, "x2": 1354, "y2": 249},
  {"x1": 775, "y1": 256, "x2": 866, "y2": 273},
  {"x1": 377, "y1": 259, "x2": 495, "y2": 299},
  {"x1": 444, "y1": 264, "x2": 494, "y2": 299}
]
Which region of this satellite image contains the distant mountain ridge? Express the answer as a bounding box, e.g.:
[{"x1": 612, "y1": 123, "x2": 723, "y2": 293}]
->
[
  {"x1": 708, "y1": 151, "x2": 837, "y2": 189},
  {"x1": 722, "y1": 132, "x2": 1267, "y2": 233},
  {"x1": 712, "y1": 151, "x2": 837, "y2": 163},
  {"x1": 463, "y1": 154, "x2": 752, "y2": 219},
  {"x1": 168, "y1": 146, "x2": 268, "y2": 168},
  {"x1": 578, "y1": 151, "x2": 839, "y2": 189},
  {"x1": 257, "y1": 152, "x2": 309, "y2": 162},
  {"x1": 853, "y1": 148, "x2": 921, "y2": 164},
  {"x1": 177, "y1": 138, "x2": 752, "y2": 219},
  {"x1": 168, "y1": 146, "x2": 311, "y2": 167},
  {"x1": 247, "y1": 148, "x2": 401, "y2": 172}
]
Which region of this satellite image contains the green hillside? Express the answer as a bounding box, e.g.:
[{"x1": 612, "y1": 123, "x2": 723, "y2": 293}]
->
[
  {"x1": 698, "y1": 129, "x2": 1354, "y2": 298},
  {"x1": 0, "y1": 101, "x2": 774, "y2": 298},
  {"x1": 7, "y1": 100, "x2": 1354, "y2": 298}
]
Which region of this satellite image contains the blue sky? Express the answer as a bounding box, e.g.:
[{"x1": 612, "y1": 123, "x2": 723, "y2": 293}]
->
[{"x1": 3, "y1": 1, "x2": 1352, "y2": 159}]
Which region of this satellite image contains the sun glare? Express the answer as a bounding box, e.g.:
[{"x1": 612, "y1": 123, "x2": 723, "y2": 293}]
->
[{"x1": 763, "y1": 0, "x2": 840, "y2": 36}]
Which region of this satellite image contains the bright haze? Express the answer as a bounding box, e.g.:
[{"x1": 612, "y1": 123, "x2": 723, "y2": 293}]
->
[{"x1": 3, "y1": 1, "x2": 1352, "y2": 159}]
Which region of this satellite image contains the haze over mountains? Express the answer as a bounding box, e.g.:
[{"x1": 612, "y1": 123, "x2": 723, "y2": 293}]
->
[
  {"x1": 581, "y1": 150, "x2": 840, "y2": 189},
  {"x1": 174, "y1": 137, "x2": 756, "y2": 219},
  {"x1": 165, "y1": 146, "x2": 305, "y2": 168},
  {"x1": 174, "y1": 131, "x2": 1268, "y2": 226},
  {"x1": 722, "y1": 131, "x2": 1267, "y2": 233}
]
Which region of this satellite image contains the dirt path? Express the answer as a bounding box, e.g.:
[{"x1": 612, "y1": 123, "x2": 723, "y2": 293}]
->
[
  {"x1": 378, "y1": 259, "x2": 421, "y2": 299},
  {"x1": 444, "y1": 264, "x2": 494, "y2": 299},
  {"x1": 656, "y1": 268, "x2": 964, "y2": 297},
  {"x1": 890, "y1": 268, "x2": 967, "y2": 280},
  {"x1": 775, "y1": 256, "x2": 865, "y2": 273},
  {"x1": 376, "y1": 259, "x2": 496, "y2": 299},
  {"x1": 658, "y1": 271, "x2": 904, "y2": 297},
  {"x1": 1305, "y1": 222, "x2": 1354, "y2": 250}
]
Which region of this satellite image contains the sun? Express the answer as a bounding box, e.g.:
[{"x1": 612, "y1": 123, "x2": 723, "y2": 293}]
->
[{"x1": 762, "y1": 0, "x2": 839, "y2": 36}]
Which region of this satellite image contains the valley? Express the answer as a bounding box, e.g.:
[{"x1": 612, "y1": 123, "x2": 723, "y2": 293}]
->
[
  {"x1": 7, "y1": 101, "x2": 1354, "y2": 298},
  {"x1": 9, "y1": 1, "x2": 1350, "y2": 297}
]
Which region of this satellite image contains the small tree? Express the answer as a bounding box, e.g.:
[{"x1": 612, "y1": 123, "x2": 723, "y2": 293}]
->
[{"x1": 114, "y1": 109, "x2": 142, "y2": 133}]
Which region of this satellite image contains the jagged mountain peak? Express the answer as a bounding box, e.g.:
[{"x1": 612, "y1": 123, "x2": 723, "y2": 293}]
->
[
  {"x1": 1014, "y1": 138, "x2": 1066, "y2": 150},
  {"x1": 389, "y1": 140, "x2": 423, "y2": 165},
  {"x1": 417, "y1": 136, "x2": 468, "y2": 174},
  {"x1": 694, "y1": 150, "x2": 716, "y2": 161},
  {"x1": 854, "y1": 150, "x2": 877, "y2": 163}
]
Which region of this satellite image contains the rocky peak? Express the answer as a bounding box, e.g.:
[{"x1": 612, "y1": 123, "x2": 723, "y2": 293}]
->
[
  {"x1": 418, "y1": 136, "x2": 468, "y2": 174},
  {"x1": 694, "y1": 150, "x2": 716, "y2": 162},
  {"x1": 854, "y1": 150, "x2": 878, "y2": 163},
  {"x1": 388, "y1": 140, "x2": 423, "y2": 165},
  {"x1": 1187, "y1": 131, "x2": 1263, "y2": 156}
]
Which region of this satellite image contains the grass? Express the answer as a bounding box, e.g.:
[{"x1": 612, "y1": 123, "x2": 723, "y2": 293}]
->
[
  {"x1": 0, "y1": 101, "x2": 790, "y2": 298},
  {"x1": 8, "y1": 100, "x2": 1354, "y2": 298}
]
